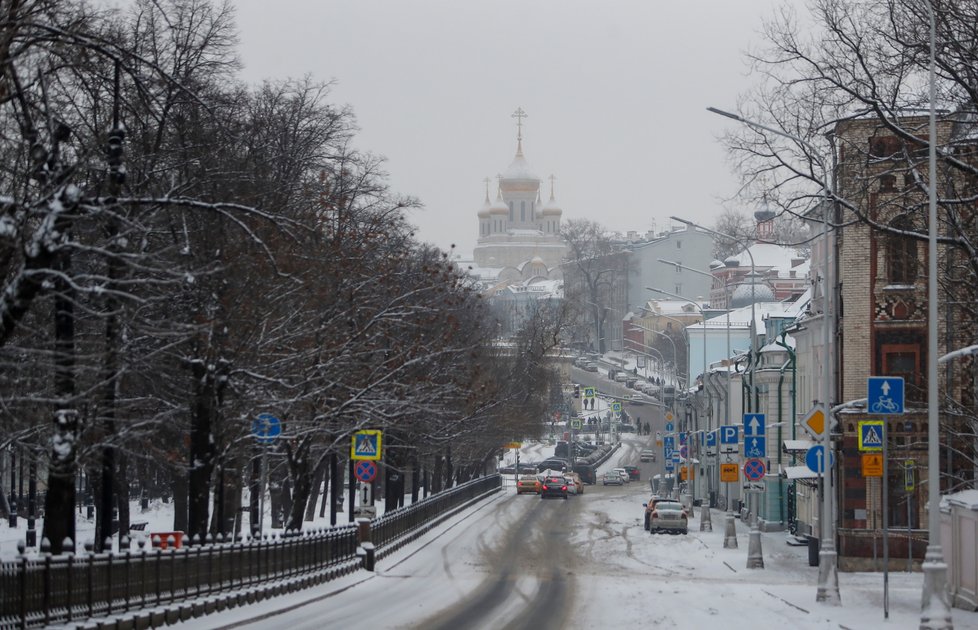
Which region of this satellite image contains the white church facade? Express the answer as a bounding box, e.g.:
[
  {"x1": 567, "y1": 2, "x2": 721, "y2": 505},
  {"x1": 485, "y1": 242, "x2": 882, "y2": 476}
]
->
[{"x1": 466, "y1": 108, "x2": 568, "y2": 293}]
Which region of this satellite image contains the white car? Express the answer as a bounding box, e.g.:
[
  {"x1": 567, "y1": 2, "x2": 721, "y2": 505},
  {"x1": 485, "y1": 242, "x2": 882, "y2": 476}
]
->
[{"x1": 612, "y1": 467, "x2": 630, "y2": 483}]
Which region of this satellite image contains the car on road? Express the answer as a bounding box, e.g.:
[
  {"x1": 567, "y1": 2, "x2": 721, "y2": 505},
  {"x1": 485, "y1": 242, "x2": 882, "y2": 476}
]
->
[
  {"x1": 516, "y1": 475, "x2": 541, "y2": 495},
  {"x1": 564, "y1": 472, "x2": 584, "y2": 495},
  {"x1": 622, "y1": 465, "x2": 641, "y2": 481},
  {"x1": 612, "y1": 467, "x2": 630, "y2": 483},
  {"x1": 640, "y1": 449, "x2": 656, "y2": 462},
  {"x1": 649, "y1": 500, "x2": 689, "y2": 534},
  {"x1": 601, "y1": 471, "x2": 624, "y2": 486},
  {"x1": 540, "y1": 475, "x2": 569, "y2": 499},
  {"x1": 583, "y1": 361, "x2": 598, "y2": 372}
]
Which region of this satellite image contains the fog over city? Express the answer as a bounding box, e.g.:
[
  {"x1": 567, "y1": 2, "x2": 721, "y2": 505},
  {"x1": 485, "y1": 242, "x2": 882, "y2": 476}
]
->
[{"x1": 233, "y1": 0, "x2": 784, "y2": 256}]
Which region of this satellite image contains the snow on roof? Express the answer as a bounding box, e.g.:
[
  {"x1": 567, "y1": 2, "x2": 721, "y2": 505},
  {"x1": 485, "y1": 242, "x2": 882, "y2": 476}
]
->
[
  {"x1": 502, "y1": 153, "x2": 538, "y2": 181},
  {"x1": 689, "y1": 300, "x2": 803, "y2": 331},
  {"x1": 726, "y1": 242, "x2": 807, "y2": 271},
  {"x1": 941, "y1": 489, "x2": 978, "y2": 510},
  {"x1": 641, "y1": 299, "x2": 707, "y2": 317}
]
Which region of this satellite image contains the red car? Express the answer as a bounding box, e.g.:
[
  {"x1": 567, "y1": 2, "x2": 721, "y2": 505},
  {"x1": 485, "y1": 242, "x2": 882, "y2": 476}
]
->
[{"x1": 623, "y1": 465, "x2": 641, "y2": 481}]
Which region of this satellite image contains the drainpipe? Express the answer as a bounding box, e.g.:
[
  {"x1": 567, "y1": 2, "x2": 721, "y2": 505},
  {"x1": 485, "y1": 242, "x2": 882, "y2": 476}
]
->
[{"x1": 774, "y1": 331, "x2": 796, "y2": 529}]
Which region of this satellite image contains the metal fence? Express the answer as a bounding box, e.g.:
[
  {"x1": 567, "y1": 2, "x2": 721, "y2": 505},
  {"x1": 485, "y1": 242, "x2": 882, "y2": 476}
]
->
[{"x1": 0, "y1": 473, "x2": 502, "y2": 629}]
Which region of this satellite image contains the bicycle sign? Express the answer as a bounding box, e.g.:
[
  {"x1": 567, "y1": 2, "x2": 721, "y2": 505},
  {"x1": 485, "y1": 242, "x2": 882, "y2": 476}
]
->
[{"x1": 868, "y1": 376, "x2": 904, "y2": 414}]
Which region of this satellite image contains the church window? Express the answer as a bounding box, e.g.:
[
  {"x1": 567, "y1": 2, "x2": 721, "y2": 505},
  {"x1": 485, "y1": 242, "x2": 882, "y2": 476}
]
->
[
  {"x1": 677, "y1": 240, "x2": 682, "y2": 249},
  {"x1": 521, "y1": 201, "x2": 526, "y2": 221},
  {"x1": 509, "y1": 202, "x2": 514, "y2": 221}
]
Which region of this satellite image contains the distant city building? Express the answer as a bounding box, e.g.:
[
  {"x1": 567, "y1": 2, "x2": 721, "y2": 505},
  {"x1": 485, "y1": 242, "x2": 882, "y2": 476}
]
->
[{"x1": 626, "y1": 224, "x2": 716, "y2": 311}]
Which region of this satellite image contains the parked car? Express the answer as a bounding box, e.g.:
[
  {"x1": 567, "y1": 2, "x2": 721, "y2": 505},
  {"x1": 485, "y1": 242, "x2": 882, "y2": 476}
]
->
[
  {"x1": 649, "y1": 500, "x2": 689, "y2": 534},
  {"x1": 643, "y1": 495, "x2": 670, "y2": 530},
  {"x1": 540, "y1": 475, "x2": 569, "y2": 499},
  {"x1": 583, "y1": 361, "x2": 598, "y2": 372},
  {"x1": 612, "y1": 467, "x2": 630, "y2": 483},
  {"x1": 602, "y1": 471, "x2": 624, "y2": 486},
  {"x1": 640, "y1": 449, "x2": 656, "y2": 462},
  {"x1": 516, "y1": 475, "x2": 541, "y2": 495},
  {"x1": 623, "y1": 465, "x2": 641, "y2": 481}
]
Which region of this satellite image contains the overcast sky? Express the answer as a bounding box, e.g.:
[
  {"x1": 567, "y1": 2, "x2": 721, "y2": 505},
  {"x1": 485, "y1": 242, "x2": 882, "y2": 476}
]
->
[{"x1": 232, "y1": 0, "x2": 785, "y2": 258}]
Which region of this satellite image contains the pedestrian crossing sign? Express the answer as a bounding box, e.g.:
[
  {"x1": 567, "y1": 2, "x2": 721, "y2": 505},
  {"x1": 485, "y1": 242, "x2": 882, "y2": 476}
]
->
[
  {"x1": 583, "y1": 386, "x2": 596, "y2": 399},
  {"x1": 351, "y1": 430, "x2": 383, "y2": 461},
  {"x1": 858, "y1": 420, "x2": 884, "y2": 452}
]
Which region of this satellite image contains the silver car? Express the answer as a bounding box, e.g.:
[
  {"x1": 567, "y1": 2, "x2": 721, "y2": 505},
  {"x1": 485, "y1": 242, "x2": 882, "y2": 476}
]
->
[{"x1": 650, "y1": 501, "x2": 688, "y2": 534}]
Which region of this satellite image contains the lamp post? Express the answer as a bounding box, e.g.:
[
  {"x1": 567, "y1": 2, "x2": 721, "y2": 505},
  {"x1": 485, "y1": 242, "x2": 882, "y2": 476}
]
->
[
  {"x1": 670, "y1": 217, "x2": 759, "y2": 411},
  {"x1": 705, "y1": 106, "x2": 839, "y2": 602},
  {"x1": 647, "y1": 286, "x2": 707, "y2": 509},
  {"x1": 660, "y1": 258, "x2": 734, "y2": 514},
  {"x1": 920, "y1": 2, "x2": 953, "y2": 627},
  {"x1": 659, "y1": 259, "x2": 733, "y2": 426}
]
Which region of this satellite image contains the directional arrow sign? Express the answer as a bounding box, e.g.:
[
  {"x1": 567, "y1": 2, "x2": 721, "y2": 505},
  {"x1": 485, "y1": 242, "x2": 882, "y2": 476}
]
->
[
  {"x1": 806, "y1": 445, "x2": 835, "y2": 474},
  {"x1": 743, "y1": 436, "x2": 766, "y2": 459},
  {"x1": 868, "y1": 376, "x2": 904, "y2": 414},
  {"x1": 743, "y1": 413, "x2": 765, "y2": 436}
]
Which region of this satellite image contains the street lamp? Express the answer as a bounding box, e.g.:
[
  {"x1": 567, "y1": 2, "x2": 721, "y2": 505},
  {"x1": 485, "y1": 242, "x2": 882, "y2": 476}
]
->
[
  {"x1": 920, "y1": 2, "x2": 953, "y2": 627},
  {"x1": 660, "y1": 258, "x2": 734, "y2": 516},
  {"x1": 647, "y1": 286, "x2": 708, "y2": 510},
  {"x1": 705, "y1": 106, "x2": 839, "y2": 601},
  {"x1": 670, "y1": 217, "x2": 759, "y2": 410}
]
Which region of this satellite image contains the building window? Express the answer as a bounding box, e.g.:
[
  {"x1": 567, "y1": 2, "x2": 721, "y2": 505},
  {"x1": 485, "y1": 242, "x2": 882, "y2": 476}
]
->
[
  {"x1": 521, "y1": 201, "x2": 525, "y2": 222},
  {"x1": 881, "y1": 343, "x2": 921, "y2": 402},
  {"x1": 509, "y1": 202, "x2": 514, "y2": 222},
  {"x1": 677, "y1": 240, "x2": 682, "y2": 249},
  {"x1": 869, "y1": 135, "x2": 901, "y2": 158},
  {"x1": 675, "y1": 283, "x2": 682, "y2": 294},
  {"x1": 886, "y1": 216, "x2": 918, "y2": 284},
  {"x1": 879, "y1": 174, "x2": 897, "y2": 192}
]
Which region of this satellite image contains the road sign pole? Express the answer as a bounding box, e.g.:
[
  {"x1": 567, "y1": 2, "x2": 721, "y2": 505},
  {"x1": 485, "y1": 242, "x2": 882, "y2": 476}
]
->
[{"x1": 883, "y1": 419, "x2": 889, "y2": 619}]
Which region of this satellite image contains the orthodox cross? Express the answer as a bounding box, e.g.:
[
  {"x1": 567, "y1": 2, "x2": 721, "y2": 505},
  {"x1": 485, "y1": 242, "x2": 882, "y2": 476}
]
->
[
  {"x1": 549, "y1": 174, "x2": 557, "y2": 199},
  {"x1": 511, "y1": 107, "x2": 528, "y2": 141}
]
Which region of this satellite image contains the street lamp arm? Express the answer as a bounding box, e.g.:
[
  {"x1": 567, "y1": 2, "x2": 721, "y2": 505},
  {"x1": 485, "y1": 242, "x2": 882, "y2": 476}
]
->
[
  {"x1": 657, "y1": 258, "x2": 715, "y2": 281},
  {"x1": 706, "y1": 107, "x2": 826, "y2": 172},
  {"x1": 646, "y1": 286, "x2": 704, "y2": 311}
]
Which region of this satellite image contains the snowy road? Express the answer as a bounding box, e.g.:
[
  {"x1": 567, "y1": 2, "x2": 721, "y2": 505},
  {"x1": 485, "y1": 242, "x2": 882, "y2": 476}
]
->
[{"x1": 175, "y1": 437, "x2": 977, "y2": 629}]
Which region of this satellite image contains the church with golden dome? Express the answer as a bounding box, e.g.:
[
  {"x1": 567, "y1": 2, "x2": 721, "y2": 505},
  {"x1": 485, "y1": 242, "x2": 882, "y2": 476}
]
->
[{"x1": 467, "y1": 108, "x2": 568, "y2": 292}]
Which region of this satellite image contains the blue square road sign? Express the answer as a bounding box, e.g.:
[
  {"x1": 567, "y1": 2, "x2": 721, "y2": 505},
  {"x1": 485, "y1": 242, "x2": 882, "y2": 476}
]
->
[{"x1": 868, "y1": 376, "x2": 904, "y2": 414}]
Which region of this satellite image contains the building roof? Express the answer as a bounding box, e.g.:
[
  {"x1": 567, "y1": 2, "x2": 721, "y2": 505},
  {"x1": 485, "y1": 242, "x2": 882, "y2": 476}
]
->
[{"x1": 725, "y1": 242, "x2": 808, "y2": 271}]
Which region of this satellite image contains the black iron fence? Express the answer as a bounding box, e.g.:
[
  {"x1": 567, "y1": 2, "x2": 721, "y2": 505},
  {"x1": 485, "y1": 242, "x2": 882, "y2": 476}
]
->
[{"x1": 0, "y1": 473, "x2": 501, "y2": 629}]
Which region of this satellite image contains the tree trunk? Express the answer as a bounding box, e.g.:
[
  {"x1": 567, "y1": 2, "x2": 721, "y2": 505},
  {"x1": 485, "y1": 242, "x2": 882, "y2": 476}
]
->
[
  {"x1": 444, "y1": 447, "x2": 454, "y2": 490},
  {"x1": 285, "y1": 442, "x2": 313, "y2": 532},
  {"x1": 330, "y1": 453, "x2": 341, "y2": 526},
  {"x1": 432, "y1": 455, "x2": 443, "y2": 494},
  {"x1": 318, "y1": 456, "x2": 331, "y2": 519},
  {"x1": 171, "y1": 465, "x2": 189, "y2": 533},
  {"x1": 188, "y1": 359, "x2": 223, "y2": 544},
  {"x1": 306, "y1": 456, "x2": 327, "y2": 522},
  {"x1": 115, "y1": 451, "x2": 130, "y2": 542},
  {"x1": 42, "y1": 253, "x2": 77, "y2": 555},
  {"x1": 411, "y1": 455, "x2": 420, "y2": 505}
]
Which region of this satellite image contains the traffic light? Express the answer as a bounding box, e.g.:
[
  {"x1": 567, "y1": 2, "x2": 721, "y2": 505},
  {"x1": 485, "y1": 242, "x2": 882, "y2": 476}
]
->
[{"x1": 573, "y1": 384, "x2": 580, "y2": 398}]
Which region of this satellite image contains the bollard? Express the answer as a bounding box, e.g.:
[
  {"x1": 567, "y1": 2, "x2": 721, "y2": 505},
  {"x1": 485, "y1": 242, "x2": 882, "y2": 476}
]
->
[
  {"x1": 360, "y1": 542, "x2": 376, "y2": 571},
  {"x1": 355, "y1": 517, "x2": 375, "y2": 571},
  {"x1": 746, "y1": 528, "x2": 764, "y2": 569},
  {"x1": 699, "y1": 503, "x2": 713, "y2": 532},
  {"x1": 355, "y1": 517, "x2": 371, "y2": 544},
  {"x1": 723, "y1": 513, "x2": 738, "y2": 549}
]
